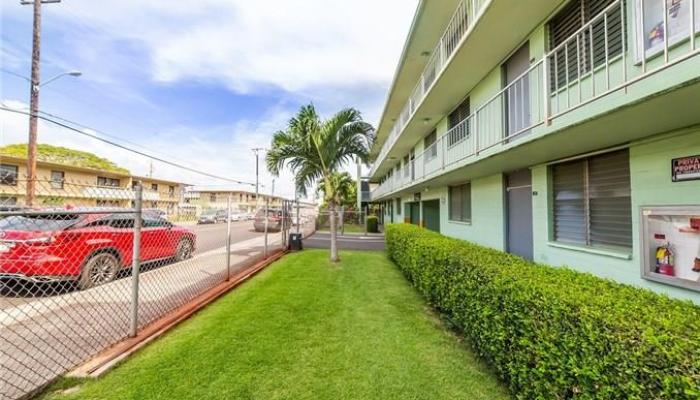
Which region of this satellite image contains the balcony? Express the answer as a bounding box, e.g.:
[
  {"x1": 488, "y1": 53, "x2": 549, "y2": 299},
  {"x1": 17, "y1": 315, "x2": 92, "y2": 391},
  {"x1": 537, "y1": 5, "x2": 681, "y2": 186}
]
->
[
  {"x1": 372, "y1": 0, "x2": 490, "y2": 176},
  {"x1": 372, "y1": 0, "x2": 700, "y2": 200}
]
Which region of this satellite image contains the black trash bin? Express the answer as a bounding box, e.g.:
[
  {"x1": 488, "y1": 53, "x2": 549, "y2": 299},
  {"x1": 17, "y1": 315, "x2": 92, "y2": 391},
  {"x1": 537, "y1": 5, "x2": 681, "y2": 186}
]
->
[{"x1": 288, "y1": 233, "x2": 303, "y2": 251}]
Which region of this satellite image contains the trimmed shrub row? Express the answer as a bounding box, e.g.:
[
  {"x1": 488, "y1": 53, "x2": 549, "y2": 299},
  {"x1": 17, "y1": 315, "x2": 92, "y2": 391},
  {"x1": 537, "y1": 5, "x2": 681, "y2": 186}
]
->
[{"x1": 385, "y1": 223, "x2": 700, "y2": 400}]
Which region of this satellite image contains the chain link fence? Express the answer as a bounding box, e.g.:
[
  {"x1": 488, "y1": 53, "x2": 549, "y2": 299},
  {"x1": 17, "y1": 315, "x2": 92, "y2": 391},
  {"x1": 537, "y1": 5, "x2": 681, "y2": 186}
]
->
[
  {"x1": 315, "y1": 210, "x2": 376, "y2": 235},
  {"x1": 0, "y1": 178, "x2": 316, "y2": 400}
]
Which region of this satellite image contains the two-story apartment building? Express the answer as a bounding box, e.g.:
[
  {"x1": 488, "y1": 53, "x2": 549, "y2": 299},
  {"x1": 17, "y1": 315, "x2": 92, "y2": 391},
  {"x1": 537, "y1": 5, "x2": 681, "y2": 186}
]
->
[
  {"x1": 0, "y1": 156, "x2": 186, "y2": 213},
  {"x1": 182, "y1": 186, "x2": 284, "y2": 215},
  {"x1": 370, "y1": 0, "x2": 700, "y2": 301}
]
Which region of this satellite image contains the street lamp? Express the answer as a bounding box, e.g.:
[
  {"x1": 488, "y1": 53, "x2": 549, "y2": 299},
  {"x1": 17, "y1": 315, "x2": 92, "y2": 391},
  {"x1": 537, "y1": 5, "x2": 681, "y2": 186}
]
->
[
  {"x1": 36, "y1": 70, "x2": 82, "y2": 90},
  {"x1": 25, "y1": 69, "x2": 82, "y2": 206}
]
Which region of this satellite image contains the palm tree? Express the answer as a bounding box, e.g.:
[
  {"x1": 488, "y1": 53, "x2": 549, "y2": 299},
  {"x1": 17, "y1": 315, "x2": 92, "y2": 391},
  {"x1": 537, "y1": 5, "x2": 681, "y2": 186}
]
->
[
  {"x1": 266, "y1": 104, "x2": 373, "y2": 262},
  {"x1": 317, "y1": 171, "x2": 357, "y2": 209}
]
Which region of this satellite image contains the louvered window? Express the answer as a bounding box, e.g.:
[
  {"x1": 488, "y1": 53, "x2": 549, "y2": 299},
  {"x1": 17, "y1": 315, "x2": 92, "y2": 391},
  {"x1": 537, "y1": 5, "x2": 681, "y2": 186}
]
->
[
  {"x1": 424, "y1": 130, "x2": 438, "y2": 160},
  {"x1": 549, "y1": 0, "x2": 623, "y2": 90},
  {"x1": 552, "y1": 149, "x2": 632, "y2": 250},
  {"x1": 447, "y1": 97, "x2": 470, "y2": 147},
  {"x1": 448, "y1": 182, "x2": 471, "y2": 222}
]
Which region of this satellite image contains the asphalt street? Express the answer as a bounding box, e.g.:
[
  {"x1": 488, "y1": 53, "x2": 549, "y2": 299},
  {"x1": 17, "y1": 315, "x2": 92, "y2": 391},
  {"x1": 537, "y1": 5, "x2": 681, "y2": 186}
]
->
[{"x1": 190, "y1": 220, "x2": 264, "y2": 254}]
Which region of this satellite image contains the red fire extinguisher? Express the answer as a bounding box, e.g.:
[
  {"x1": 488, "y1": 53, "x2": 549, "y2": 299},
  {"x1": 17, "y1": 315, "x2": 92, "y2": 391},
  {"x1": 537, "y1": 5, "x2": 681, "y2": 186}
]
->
[{"x1": 655, "y1": 243, "x2": 675, "y2": 277}]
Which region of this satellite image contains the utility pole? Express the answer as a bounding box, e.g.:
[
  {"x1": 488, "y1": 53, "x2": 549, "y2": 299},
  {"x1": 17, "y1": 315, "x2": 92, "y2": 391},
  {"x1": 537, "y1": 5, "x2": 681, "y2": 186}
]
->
[
  {"x1": 251, "y1": 148, "x2": 264, "y2": 210},
  {"x1": 22, "y1": 0, "x2": 61, "y2": 206},
  {"x1": 271, "y1": 178, "x2": 275, "y2": 197}
]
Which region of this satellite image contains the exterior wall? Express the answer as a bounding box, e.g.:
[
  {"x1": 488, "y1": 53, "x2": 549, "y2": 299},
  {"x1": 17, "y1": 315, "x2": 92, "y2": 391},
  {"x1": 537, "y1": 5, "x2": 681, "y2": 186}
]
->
[
  {"x1": 531, "y1": 127, "x2": 700, "y2": 302},
  {"x1": 441, "y1": 174, "x2": 506, "y2": 250}
]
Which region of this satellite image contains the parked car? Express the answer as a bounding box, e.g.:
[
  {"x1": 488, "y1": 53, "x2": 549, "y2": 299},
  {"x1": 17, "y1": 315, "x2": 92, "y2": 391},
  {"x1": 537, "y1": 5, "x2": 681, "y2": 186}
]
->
[
  {"x1": 197, "y1": 209, "x2": 227, "y2": 224},
  {"x1": 229, "y1": 212, "x2": 244, "y2": 222},
  {"x1": 0, "y1": 212, "x2": 196, "y2": 289},
  {"x1": 253, "y1": 209, "x2": 291, "y2": 232}
]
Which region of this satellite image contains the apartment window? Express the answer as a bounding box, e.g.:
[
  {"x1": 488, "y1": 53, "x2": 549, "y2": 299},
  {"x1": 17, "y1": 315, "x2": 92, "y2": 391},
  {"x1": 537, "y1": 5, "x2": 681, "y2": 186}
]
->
[
  {"x1": 50, "y1": 170, "x2": 64, "y2": 189},
  {"x1": 97, "y1": 177, "x2": 120, "y2": 187},
  {"x1": 548, "y1": 0, "x2": 622, "y2": 89},
  {"x1": 396, "y1": 198, "x2": 402, "y2": 215},
  {"x1": 0, "y1": 196, "x2": 17, "y2": 205},
  {"x1": 209, "y1": 193, "x2": 217, "y2": 202},
  {"x1": 447, "y1": 97, "x2": 470, "y2": 147},
  {"x1": 448, "y1": 182, "x2": 471, "y2": 222},
  {"x1": 1, "y1": 164, "x2": 18, "y2": 186},
  {"x1": 638, "y1": 0, "x2": 700, "y2": 57},
  {"x1": 552, "y1": 149, "x2": 632, "y2": 250},
  {"x1": 97, "y1": 199, "x2": 120, "y2": 207},
  {"x1": 424, "y1": 130, "x2": 438, "y2": 161},
  {"x1": 169, "y1": 185, "x2": 175, "y2": 198},
  {"x1": 151, "y1": 183, "x2": 158, "y2": 192}
]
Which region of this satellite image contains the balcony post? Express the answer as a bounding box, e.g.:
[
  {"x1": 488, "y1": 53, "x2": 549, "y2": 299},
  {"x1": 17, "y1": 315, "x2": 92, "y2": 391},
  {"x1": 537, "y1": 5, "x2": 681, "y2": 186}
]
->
[{"x1": 543, "y1": 55, "x2": 551, "y2": 126}]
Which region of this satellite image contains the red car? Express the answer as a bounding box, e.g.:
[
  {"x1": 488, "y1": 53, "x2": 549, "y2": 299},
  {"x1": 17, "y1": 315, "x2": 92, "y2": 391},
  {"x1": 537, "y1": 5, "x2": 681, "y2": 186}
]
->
[{"x1": 0, "y1": 211, "x2": 196, "y2": 289}]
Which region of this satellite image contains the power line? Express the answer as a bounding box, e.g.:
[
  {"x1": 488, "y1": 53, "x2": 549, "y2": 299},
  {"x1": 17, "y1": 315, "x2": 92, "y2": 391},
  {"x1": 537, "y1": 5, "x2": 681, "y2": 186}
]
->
[{"x1": 0, "y1": 105, "x2": 258, "y2": 186}]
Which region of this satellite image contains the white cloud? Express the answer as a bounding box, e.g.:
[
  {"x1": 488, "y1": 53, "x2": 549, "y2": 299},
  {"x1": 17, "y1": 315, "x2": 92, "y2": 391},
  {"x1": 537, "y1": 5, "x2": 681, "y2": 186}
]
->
[{"x1": 21, "y1": 0, "x2": 417, "y2": 96}]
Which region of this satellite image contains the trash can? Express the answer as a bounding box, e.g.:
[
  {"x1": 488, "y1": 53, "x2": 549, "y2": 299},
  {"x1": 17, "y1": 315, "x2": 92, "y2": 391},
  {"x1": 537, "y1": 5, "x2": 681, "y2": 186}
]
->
[{"x1": 288, "y1": 233, "x2": 303, "y2": 251}]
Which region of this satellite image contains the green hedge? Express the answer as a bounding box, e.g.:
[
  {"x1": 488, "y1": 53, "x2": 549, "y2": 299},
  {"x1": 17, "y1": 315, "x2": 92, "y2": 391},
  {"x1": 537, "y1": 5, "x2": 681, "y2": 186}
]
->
[{"x1": 385, "y1": 223, "x2": 700, "y2": 400}]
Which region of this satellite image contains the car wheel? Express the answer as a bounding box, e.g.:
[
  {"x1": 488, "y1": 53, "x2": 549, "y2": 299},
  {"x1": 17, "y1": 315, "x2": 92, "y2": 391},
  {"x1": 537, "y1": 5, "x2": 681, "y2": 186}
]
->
[
  {"x1": 79, "y1": 252, "x2": 119, "y2": 290},
  {"x1": 174, "y1": 238, "x2": 194, "y2": 261}
]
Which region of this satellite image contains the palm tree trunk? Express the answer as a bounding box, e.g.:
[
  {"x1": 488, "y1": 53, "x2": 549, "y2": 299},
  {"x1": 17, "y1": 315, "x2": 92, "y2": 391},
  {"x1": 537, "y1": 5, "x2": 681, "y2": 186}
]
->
[{"x1": 329, "y1": 200, "x2": 339, "y2": 262}]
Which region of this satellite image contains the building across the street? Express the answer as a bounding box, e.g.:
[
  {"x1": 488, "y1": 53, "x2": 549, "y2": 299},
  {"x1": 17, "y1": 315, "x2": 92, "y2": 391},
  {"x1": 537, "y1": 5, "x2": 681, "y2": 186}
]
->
[
  {"x1": 0, "y1": 154, "x2": 186, "y2": 214},
  {"x1": 369, "y1": 0, "x2": 700, "y2": 302},
  {"x1": 181, "y1": 186, "x2": 284, "y2": 215}
]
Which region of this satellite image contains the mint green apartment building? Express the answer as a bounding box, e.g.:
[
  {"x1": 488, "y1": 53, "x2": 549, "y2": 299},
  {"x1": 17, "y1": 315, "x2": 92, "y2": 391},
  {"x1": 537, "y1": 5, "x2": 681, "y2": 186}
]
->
[{"x1": 369, "y1": 0, "x2": 700, "y2": 302}]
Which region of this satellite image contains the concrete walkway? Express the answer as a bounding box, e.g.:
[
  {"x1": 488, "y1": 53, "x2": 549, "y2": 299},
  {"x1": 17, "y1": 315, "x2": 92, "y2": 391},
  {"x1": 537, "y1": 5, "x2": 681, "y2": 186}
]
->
[{"x1": 303, "y1": 232, "x2": 385, "y2": 251}]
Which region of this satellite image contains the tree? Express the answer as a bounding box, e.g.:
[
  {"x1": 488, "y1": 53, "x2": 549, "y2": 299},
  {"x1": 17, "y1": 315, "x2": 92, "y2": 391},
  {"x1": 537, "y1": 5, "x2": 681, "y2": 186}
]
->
[
  {"x1": 266, "y1": 104, "x2": 373, "y2": 262},
  {"x1": 317, "y1": 171, "x2": 357, "y2": 209}
]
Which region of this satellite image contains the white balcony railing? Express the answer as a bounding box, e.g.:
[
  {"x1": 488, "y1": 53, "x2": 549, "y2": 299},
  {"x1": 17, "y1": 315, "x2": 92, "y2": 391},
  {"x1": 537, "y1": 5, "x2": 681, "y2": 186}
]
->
[
  {"x1": 371, "y1": 0, "x2": 700, "y2": 200},
  {"x1": 372, "y1": 0, "x2": 489, "y2": 176}
]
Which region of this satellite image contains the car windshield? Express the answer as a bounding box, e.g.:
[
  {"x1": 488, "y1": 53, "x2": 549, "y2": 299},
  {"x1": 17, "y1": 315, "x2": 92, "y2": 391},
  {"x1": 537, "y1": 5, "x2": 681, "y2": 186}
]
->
[
  {"x1": 201, "y1": 210, "x2": 217, "y2": 216},
  {"x1": 0, "y1": 214, "x2": 81, "y2": 232}
]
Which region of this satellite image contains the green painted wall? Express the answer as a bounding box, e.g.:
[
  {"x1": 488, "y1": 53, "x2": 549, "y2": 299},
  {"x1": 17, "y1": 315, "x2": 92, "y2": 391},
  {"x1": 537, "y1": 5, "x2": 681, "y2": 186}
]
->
[
  {"x1": 440, "y1": 173, "x2": 506, "y2": 250},
  {"x1": 531, "y1": 127, "x2": 700, "y2": 302}
]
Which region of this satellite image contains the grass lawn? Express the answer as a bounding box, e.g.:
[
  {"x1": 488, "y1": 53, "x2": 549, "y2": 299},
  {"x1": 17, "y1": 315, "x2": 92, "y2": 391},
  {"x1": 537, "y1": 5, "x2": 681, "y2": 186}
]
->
[
  {"x1": 41, "y1": 250, "x2": 510, "y2": 400},
  {"x1": 318, "y1": 223, "x2": 366, "y2": 234}
]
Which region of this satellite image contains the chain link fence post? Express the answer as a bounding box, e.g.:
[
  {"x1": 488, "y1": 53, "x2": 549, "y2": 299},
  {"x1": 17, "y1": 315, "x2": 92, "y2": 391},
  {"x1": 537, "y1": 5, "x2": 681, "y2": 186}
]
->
[
  {"x1": 296, "y1": 198, "x2": 301, "y2": 234},
  {"x1": 263, "y1": 197, "x2": 269, "y2": 258},
  {"x1": 129, "y1": 183, "x2": 143, "y2": 338},
  {"x1": 226, "y1": 193, "x2": 232, "y2": 281}
]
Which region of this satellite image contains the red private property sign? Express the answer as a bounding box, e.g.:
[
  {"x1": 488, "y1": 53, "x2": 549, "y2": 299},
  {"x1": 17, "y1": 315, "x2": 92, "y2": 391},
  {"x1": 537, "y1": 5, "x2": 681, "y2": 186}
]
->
[{"x1": 672, "y1": 155, "x2": 700, "y2": 182}]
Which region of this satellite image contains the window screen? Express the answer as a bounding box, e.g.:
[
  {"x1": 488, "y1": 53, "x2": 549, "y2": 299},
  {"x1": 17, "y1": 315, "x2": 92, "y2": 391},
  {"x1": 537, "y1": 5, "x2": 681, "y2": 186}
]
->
[
  {"x1": 448, "y1": 98, "x2": 471, "y2": 147},
  {"x1": 552, "y1": 149, "x2": 631, "y2": 249},
  {"x1": 448, "y1": 183, "x2": 471, "y2": 222},
  {"x1": 1, "y1": 164, "x2": 18, "y2": 186}
]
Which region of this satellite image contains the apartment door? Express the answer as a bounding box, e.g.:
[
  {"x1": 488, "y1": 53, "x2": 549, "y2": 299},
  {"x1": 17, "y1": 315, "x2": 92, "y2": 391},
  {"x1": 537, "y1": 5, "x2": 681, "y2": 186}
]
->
[
  {"x1": 422, "y1": 199, "x2": 440, "y2": 232},
  {"x1": 405, "y1": 202, "x2": 420, "y2": 225},
  {"x1": 503, "y1": 42, "x2": 531, "y2": 140},
  {"x1": 505, "y1": 170, "x2": 533, "y2": 260}
]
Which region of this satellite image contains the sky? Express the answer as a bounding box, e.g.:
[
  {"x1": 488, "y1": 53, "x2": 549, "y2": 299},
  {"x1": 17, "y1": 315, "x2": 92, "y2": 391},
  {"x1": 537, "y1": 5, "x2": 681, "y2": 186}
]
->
[{"x1": 0, "y1": 0, "x2": 418, "y2": 200}]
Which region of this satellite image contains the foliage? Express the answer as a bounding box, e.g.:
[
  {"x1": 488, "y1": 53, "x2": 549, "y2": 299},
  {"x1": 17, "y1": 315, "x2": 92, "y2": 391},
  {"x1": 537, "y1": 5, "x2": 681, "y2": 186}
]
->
[
  {"x1": 385, "y1": 223, "x2": 700, "y2": 400},
  {"x1": 0, "y1": 144, "x2": 129, "y2": 174},
  {"x1": 366, "y1": 215, "x2": 378, "y2": 233},
  {"x1": 266, "y1": 104, "x2": 373, "y2": 261},
  {"x1": 317, "y1": 171, "x2": 357, "y2": 208},
  {"x1": 40, "y1": 250, "x2": 508, "y2": 400}
]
